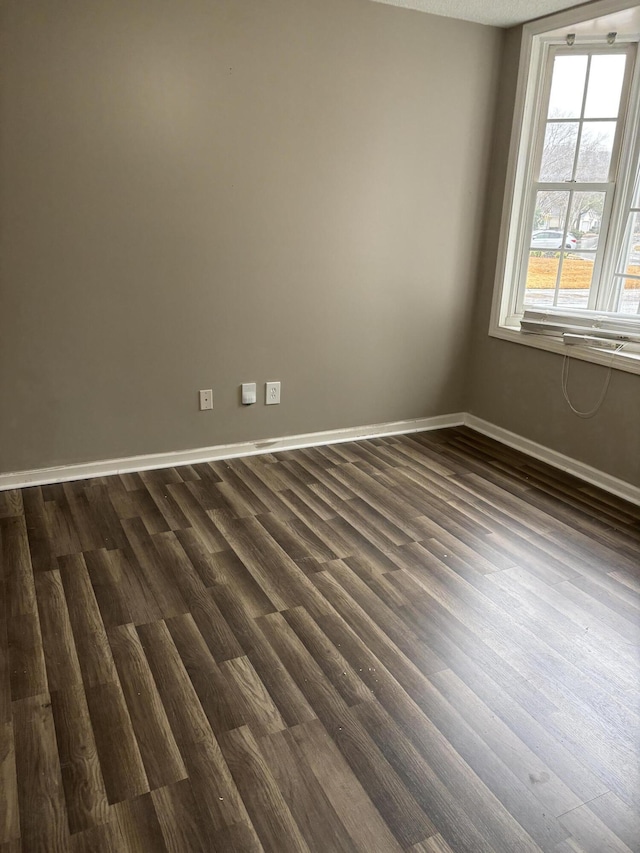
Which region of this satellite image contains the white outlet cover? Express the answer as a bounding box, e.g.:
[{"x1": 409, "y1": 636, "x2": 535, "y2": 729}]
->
[
  {"x1": 265, "y1": 381, "x2": 281, "y2": 405},
  {"x1": 241, "y1": 383, "x2": 257, "y2": 405}
]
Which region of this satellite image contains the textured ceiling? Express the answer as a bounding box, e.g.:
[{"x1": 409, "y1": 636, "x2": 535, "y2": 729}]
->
[{"x1": 368, "y1": 0, "x2": 595, "y2": 28}]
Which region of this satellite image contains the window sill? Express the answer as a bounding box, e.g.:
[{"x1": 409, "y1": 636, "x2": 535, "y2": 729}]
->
[{"x1": 489, "y1": 323, "x2": 640, "y2": 375}]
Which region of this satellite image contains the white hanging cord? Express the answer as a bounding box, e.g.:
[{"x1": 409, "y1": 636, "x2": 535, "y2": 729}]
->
[{"x1": 561, "y1": 344, "x2": 624, "y2": 419}]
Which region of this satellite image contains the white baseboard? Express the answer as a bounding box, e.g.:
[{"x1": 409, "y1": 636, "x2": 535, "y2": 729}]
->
[
  {"x1": 0, "y1": 413, "x2": 465, "y2": 491},
  {"x1": 2, "y1": 411, "x2": 638, "y2": 507},
  {"x1": 465, "y1": 414, "x2": 640, "y2": 507}
]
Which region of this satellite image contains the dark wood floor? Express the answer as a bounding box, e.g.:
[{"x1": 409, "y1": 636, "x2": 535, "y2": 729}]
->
[{"x1": 1, "y1": 427, "x2": 639, "y2": 853}]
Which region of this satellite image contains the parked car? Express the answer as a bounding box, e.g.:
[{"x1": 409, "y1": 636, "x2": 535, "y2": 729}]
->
[{"x1": 531, "y1": 230, "x2": 578, "y2": 250}]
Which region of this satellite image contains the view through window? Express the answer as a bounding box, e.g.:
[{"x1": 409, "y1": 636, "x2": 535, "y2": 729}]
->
[{"x1": 521, "y1": 47, "x2": 636, "y2": 315}]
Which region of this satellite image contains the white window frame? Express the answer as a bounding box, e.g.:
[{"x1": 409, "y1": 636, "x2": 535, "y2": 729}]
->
[{"x1": 489, "y1": 0, "x2": 640, "y2": 375}]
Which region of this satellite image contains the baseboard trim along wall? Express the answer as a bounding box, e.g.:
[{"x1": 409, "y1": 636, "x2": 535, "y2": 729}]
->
[
  {"x1": 1, "y1": 411, "x2": 638, "y2": 506},
  {"x1": 0, "y1": 413, "x2": 464, "y2": 491},
  {"x1": 465, "y1": 414, "x2": 640, "y2": 507}
]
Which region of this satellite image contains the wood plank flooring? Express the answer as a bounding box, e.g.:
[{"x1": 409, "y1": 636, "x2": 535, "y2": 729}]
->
[{"x1": 1, "y1": 426, "x2": 639, "y2": 852}]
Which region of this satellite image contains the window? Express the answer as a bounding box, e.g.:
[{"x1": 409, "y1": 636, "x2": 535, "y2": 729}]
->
[{"x1": 491, "y1": 1, "x2": 640, "y2": 373}]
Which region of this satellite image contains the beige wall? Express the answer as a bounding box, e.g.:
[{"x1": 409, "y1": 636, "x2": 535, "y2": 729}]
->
[
  {"x1": 0, "y1": 0, "x2": 501, "y2": 473},
  {"x1": 468, "y1": 27, "x2": 640, "y2": 488}
]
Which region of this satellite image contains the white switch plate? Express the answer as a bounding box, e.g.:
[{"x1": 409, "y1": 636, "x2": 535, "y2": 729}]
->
[
  {"x1": 241, "y1": 382, "x2": 256, "y2": 405},
  {"x1": 265, "y1": 381, "x2": 281, "y2": 405},
  {"x1": 199, "y1": 389, "x2": 213, "y2": 410}
]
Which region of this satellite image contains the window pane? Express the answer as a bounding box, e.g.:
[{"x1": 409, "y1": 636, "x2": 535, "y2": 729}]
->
[
  {"x1": 575, "y1": 122, "x2": 615, "y2": 181},
  {"x1": 616, "y1": 211, "x2": 640, "y2": 274},
  {"x1": 548, "y1": 55, "x2": 588, "y2": 119},
  {"x1": 584, "y1": 54, "x2": 626, "y2": 118},
  {"x1": 567, "y1": 190, "x2": 605, "y2": 241},
  {"x1": 539, "y1": 122, "x2": 578, "y2": 181},
  {"x1": 557, "y1": 254, "x2": 595, "y2": 308},
  {"x1": 578, "y1": 230, "x2": 600, "y2": 252},
  {"x1": 509, "y1": 45, "x2": 638, "y2": 333},
  {"x1": 619, "y1": 279, "x2": 640, "y2": 314},
  {"x1": 524, "y1": 252, "x2": 559, "y2": 307},
  {"x1": 532, "y1": 190, "x2": 569, "y2": 236}
]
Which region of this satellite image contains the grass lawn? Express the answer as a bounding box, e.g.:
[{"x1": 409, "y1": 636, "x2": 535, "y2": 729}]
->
[{"x1": 526, "y1": 256, "x2": 640, "y2": 289}]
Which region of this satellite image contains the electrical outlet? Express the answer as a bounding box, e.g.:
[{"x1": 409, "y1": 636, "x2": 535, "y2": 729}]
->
[
  {"x1": 199, "y1": 389, "x2": 213, "y2": 410},
  {"x1": 265, "y1": 381, "x2": 281, "y2": 405}
]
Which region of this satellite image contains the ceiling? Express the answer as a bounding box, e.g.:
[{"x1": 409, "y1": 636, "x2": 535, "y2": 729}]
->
[{"x1": 368, "y1": 0, "x2": 597, "y2": 28}]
